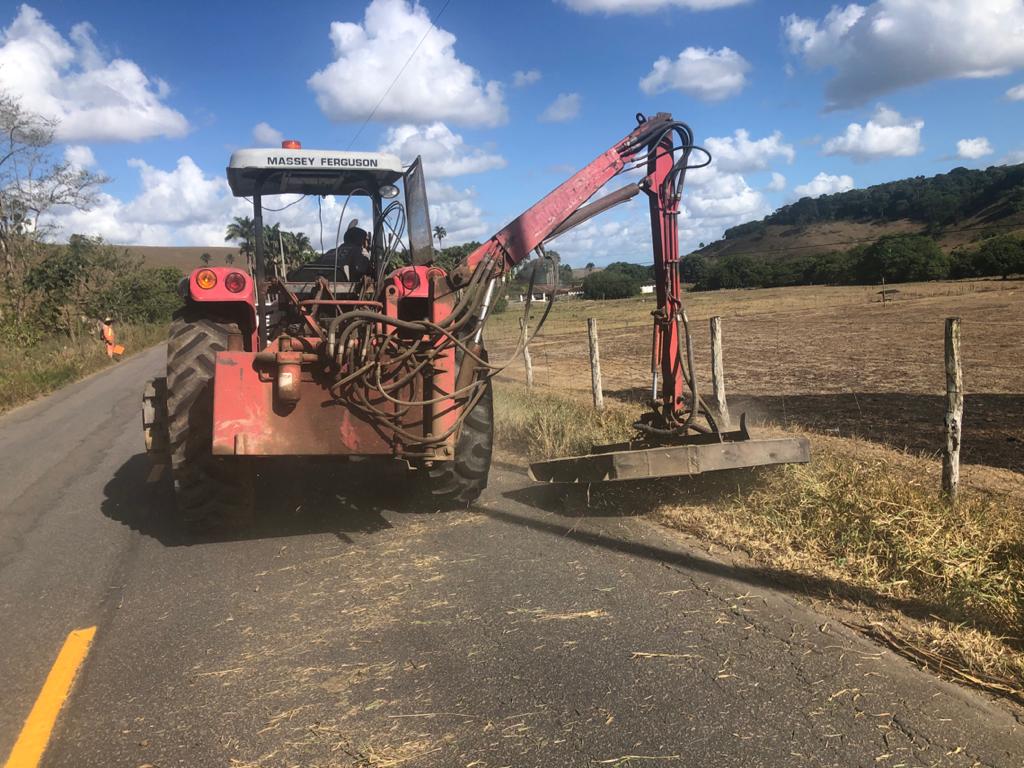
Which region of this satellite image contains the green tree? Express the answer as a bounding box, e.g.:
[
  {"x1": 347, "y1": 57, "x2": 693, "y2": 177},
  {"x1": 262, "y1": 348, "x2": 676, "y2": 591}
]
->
[
  {"x1": 855, "y1": 235, "x2": 949, "y2": 283},
  {"x1": 225, "y1": 216, "x2": 256, "y2": 267},
  {"x1": 974, "y1": 234, "x2": 1024, "y2": 279},
  {"x1": 225, "y1": 252, "x2": 235, "y2": 266},
  {"x1": 0, "y1": 93, "x2": 107, "y2": 332},
  {"x1": 26, "y1": 236, "x2": 181, "y2": 339},
  {"x1": 434, "y1": 240, "x2": 481, "y2": 272},
  {"x1": 604, "y1": 261, "x2": 652, "y2": 282},
  {"x1": 680, "y1": 255, "x2": 707, "y2": 284},
  {"x1": 582, "y1": 269, "x2": 640, "y2": 299},
  {"x1": 200, "y1": 252, "x2": 211, "y2": 265},
  {"x1": 433, "y1": 225, "x2": 447, "y2": 249}
]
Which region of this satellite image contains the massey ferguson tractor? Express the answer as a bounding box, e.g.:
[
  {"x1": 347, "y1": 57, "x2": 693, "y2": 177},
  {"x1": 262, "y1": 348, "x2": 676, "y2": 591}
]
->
[{"x1": 143, "y1": 112, "x2": 808, "y2": 524}]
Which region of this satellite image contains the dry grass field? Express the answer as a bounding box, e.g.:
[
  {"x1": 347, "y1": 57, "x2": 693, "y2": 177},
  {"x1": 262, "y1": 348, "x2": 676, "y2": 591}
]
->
[
  {"x1": 487, "y1": 278, "x2": 1024, "y2": 698},
  {"x1": 488, "y1": 278, "x2": 1024, "y2": 475}
]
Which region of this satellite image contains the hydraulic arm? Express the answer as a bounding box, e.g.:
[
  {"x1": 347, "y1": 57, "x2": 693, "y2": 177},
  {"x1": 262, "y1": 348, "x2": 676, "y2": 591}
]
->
[{"x1": 454, "y1": 112, "x2": 715, "y2": 436}]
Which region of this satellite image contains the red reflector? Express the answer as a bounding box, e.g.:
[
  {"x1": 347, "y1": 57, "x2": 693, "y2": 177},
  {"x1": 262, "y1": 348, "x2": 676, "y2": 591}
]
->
[
  {"x1": 224, "y1": 271, "x2": 246, "y2": 293},
  {"x1": 400, "y1": 270, "x2": 421, "y2": 291},
  {"x1": 281, "y1": 139, "x2": 301, "y2": 149}
]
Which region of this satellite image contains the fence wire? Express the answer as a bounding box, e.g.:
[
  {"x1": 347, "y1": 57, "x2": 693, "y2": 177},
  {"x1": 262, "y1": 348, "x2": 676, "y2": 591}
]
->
[{"x1": 485, "y1": 280, "x2": 1024, "y2": 474}]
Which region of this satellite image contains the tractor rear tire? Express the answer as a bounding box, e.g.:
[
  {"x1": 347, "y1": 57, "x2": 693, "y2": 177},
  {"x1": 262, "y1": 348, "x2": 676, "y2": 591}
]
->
[
  {"x1": 424, "y1": 378, "x2": 494, "y2": 507},
  {"x1": 166, "y1": 307, "x2": 252, "y2": 527}
]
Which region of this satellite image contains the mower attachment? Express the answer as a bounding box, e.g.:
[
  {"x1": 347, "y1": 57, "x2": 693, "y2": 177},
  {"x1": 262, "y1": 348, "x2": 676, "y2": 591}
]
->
[{"x1": 528, "y1": 416, "x2": 810, "y2": 484}]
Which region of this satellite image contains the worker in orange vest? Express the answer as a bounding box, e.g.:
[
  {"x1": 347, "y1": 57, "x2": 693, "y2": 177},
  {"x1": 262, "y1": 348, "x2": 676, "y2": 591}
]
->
[{"x1": 99, "y1": 316, "x2": 125, "y2": 359}]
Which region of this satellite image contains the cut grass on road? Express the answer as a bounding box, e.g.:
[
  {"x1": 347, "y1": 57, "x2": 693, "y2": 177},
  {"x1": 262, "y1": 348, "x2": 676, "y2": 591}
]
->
[
  {"x1": 494, "y1": 382, "x2": 1024, "y2": 703},
  {"x1": 0, "y1": 323, "x2": 167, "y2": 413}
]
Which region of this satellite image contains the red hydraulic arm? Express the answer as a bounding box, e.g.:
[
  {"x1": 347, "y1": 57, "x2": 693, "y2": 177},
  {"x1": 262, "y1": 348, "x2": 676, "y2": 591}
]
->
[{"x1": 451, "y1": 112, "x2": 700, "y2": 430}]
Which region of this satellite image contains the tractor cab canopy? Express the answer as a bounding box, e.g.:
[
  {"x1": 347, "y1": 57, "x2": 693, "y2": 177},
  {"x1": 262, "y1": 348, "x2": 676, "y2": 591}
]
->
[
  {"x1": 225, "y1": 144, "x2": 436, "y2": 342},
  {"x1": 226, "y1": 148, "x2": 404, "y2": 197}
]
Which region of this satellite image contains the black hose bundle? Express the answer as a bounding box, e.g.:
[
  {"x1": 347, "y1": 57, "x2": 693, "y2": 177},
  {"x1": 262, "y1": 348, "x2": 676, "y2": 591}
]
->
[{"x1": 322, "y1": 248, "x2": 559, "y2": 451}]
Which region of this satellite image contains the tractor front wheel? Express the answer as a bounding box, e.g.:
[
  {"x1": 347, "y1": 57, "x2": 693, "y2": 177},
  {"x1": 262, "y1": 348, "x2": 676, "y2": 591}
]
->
[
  {"x1": 424, "y1": 378, "x2": 493, "y2": 507},
  {"x1": 166, "y1": 307, "x2": 252, "y2": 526}
]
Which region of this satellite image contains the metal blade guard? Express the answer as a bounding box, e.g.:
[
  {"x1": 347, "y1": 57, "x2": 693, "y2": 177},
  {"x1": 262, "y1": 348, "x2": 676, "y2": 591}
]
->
[{"x1": 529, "y1": 416, "x2": 810, "y2": 484}]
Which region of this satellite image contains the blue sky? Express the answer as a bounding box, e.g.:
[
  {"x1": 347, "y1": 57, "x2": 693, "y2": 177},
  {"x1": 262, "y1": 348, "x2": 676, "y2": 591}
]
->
[{"x1": 4, "y1": 0, "x2": 1024, "y2": 265}]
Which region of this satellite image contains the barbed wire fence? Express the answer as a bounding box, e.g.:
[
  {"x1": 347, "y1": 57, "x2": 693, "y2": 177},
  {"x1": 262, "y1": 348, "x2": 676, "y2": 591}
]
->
[{"x1": 486, "y1": 283, "x2": 1024, "y2": 478}]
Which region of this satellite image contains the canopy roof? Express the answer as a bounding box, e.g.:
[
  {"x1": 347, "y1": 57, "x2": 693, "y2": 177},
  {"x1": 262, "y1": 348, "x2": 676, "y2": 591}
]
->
[{"x1": 226, "y1": 148, "x2": 404, "y2": 197}]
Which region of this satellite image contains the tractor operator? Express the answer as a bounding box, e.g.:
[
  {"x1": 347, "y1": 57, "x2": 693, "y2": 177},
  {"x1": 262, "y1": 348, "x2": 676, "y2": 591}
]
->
[{"x1": 290, "y1": 225, "x2": 371, "y2": 282}]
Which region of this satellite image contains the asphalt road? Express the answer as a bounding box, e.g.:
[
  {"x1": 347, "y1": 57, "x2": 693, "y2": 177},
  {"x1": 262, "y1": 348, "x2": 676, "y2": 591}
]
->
[{"x1": 1, "y1": 346, "x2": 1021, "y2": 767}]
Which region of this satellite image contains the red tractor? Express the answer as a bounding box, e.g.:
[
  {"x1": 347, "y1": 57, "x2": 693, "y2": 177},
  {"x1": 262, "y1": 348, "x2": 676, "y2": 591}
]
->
[{"x1": 143, "y1": 113, "x2": 808, "y2": 524}]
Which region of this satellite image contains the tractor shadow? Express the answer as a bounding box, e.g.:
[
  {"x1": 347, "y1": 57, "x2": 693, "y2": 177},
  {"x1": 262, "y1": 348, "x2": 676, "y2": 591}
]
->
[
  {"x1": 603, "y1": 388, "x2": 1024, "y2": 474},
  {"x1": 102, "y1": 454, "x2": 432, "y2": 546},
  {"x1": 495, "y1": 469, "x2": 1022, "y2": 645}
]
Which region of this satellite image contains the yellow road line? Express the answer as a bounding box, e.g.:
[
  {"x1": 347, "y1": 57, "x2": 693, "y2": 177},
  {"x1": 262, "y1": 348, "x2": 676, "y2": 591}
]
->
[{"x1": 3, "y1": 626, "x2": 96, "y2": 768}]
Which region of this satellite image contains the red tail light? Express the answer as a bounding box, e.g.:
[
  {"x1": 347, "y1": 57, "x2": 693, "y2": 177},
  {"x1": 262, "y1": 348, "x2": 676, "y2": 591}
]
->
[
  {"x1": 400, "y1": 270, "x2": 421, "y2": 292},
  {"x1": 224, "y1": 271, "x2": 247, "y2": 293},
  {"x1": 281, "y1": 139, "x2": 301, "y2": 149}
]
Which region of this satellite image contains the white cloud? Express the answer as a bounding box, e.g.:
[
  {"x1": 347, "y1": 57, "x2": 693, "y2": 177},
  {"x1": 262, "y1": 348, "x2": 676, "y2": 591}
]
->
[
  {"x1": 704, "y1": 129, "x2": 795, "y2": 172},
  {"x1": 426, "y1": 181, "x2": 489, "y2": 244},
  {"x1": 561, "y1": 0, "x2": 749, "y2": 14},
  {"x1": 39, "y1": 155, "x2": 369, "y2": 248},
  {"x1": 379, "y1": 122, "x2": 505, "y2": 177},
  {"x1": 639, "y1": 46, "x2": 750, "y2": 101},
  {"x1": 513, "y1": 69, "x2": 541, "y2": 87},
  {"x1": 784, "y1": 1, "x2": 1024, "y2": 109},
  {"x1": 684, "y1": 170, "x2": 769, "y2": 220},
  {"x1": 1000, "y1": 149, "x2": 1024, "y2": 166},
  {"x1": 545, "y1": 159, "x2": 775, "y2": 265},
  {"x1": 793, "y1": 172, "x2": 855, "y2": 198},
  {"x1": 252, "y1": 122, "x2": 283, "y2": 146},
  {"x1": 545, "y1": 200, "x2": 651, "y2": 266},
  {"x1": 64, "y1": 145, "x2": 95, "y2": 169},
  {"x1": 768, "y1": 172, "x2": 786, "y2": 191},
  {"x1": 1006, "y1": 83, "x2": 1024, "y2": 100},
  {"x1": 539, "y1": 92, "x2": 581, "y2": 123},
  {"x1": 956, "y1": 137, "x2": 993, "y2": 160},
  {"x1": 822, "y1": 105, "x2": 923, "y2": 160},
  {"x1": 308, "y1": 0, "x2": 506, "y2": 127},
  {"x1": 0, "y1": 5, "x2": 188, "y2": 142}
]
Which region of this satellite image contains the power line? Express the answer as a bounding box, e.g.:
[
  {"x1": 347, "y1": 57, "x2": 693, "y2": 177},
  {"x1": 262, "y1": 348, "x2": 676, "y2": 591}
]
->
[{"x1": 345, "y1": 0, "x2": 453, "y2": 150}]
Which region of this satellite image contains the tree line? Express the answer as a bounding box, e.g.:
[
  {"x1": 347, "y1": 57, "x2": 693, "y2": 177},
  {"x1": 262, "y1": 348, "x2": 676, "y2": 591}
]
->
[
  {"x1": 724, "y1": 164, "x2": 1024, "y2": 240},
  {"x1": 682, "y1": 233, "x2": 1024, "y2": 291}
]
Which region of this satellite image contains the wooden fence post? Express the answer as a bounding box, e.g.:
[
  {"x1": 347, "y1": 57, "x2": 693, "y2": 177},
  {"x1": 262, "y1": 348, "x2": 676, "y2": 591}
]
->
[
  {"x1": 587, "y1": 318, "x2": 604, "y2": 411},
  {"x1": 519, "y1": 317, "x2": 534, "y2": 388},
  {"x1": 709, "y1": 316, "x2": 731, "y2": 430},
  {"x1": 942, "y1": 317, "x2": 963, "y2": 501}
]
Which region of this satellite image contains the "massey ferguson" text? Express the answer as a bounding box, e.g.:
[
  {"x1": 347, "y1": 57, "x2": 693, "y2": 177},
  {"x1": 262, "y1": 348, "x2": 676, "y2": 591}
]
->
[{"x1": 265, "y1": 156, "x2": 380, "y2": 168}]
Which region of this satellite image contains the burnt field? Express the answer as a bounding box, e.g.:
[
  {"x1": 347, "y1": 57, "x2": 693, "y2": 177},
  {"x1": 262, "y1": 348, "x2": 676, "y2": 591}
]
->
[{"x1": 487, "y1": 279, "x2": 1023, "y2": 475}]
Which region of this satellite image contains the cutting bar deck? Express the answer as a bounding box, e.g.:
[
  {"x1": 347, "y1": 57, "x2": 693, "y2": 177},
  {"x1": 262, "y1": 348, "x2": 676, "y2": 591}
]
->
[{"x1": 528, "y1": 422, "x2": 810, "y2": 484}]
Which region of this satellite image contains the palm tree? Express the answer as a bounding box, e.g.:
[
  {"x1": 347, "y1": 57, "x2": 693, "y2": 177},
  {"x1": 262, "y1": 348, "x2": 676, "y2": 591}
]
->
[
  {"x1": 225, "y1": 216, "x2": 256, "y2": 270},
  {"x1": 433, "y1": 225, "x2": 447, "y2": 250},
  {"x1": 285, "y1": 231, "x2": 314, "y2": 267}
]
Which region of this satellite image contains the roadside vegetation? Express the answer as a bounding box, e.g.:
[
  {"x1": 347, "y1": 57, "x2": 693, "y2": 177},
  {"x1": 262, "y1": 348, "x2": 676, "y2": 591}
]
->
[
  {"x1": 0, "y1": 322, "x2": 168, "y2": 412},
  {"x1": 493, "y1": 382, "x2": 1024, "y2": 701},
  {"x1": 0, "y1": 94, "x2": 180, "y2": 412}
]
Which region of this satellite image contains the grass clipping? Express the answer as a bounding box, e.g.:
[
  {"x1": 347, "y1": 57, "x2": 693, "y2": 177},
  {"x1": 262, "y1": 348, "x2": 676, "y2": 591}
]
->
[{"x1": 494, "y1": 382, "x2": 1024, "y2": 698}]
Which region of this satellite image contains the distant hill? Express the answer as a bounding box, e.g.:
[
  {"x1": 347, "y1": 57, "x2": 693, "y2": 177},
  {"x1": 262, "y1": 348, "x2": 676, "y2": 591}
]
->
[
  {"x1": 691, "y1": 163, "x2": 1024, "y2": 262},
  {"x1": 122, "y1": 245, "x2": 241, "y2": 271}
]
